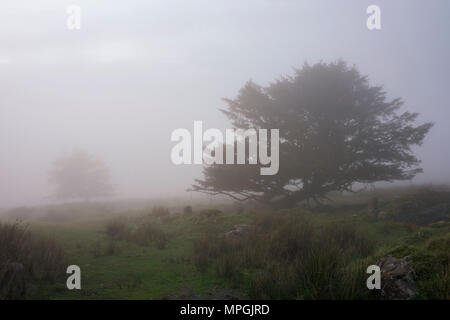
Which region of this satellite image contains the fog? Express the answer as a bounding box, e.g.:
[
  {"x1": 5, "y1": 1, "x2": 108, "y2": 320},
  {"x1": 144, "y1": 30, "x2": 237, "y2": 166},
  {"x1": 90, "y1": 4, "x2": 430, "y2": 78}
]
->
[{"x1": 1, "y1": 0, "x2": 449, "y2": 208}]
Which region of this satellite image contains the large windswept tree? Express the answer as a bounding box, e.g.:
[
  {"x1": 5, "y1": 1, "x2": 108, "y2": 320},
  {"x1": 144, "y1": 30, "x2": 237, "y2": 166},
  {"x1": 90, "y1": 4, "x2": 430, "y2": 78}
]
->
[
  {"x1": 192, "y1": 61, "x2": 433, "y2": 208},
  {"x1": 49, "y1": 150, "x2": 114, "y2": 201}
]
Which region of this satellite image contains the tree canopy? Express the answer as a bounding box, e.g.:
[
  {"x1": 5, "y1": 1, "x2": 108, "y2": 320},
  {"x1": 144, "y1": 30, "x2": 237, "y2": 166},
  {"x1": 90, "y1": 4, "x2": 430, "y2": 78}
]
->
[
  {"x1": 192, "y1": 61, "x2": 433, "y2": 208},
  {"x1": 49, "y1": 150, "x2": 114, "y2": 201}
]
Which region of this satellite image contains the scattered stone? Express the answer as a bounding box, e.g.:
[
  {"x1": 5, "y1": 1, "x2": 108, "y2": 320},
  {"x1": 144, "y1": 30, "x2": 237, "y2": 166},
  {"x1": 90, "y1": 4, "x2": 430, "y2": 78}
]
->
[
  {"x1": 377, "y1": 255, "x2": 419, "y2": 300},
  {"x1": 225, "y1": 224, "x2": 254, "y2": 239}
]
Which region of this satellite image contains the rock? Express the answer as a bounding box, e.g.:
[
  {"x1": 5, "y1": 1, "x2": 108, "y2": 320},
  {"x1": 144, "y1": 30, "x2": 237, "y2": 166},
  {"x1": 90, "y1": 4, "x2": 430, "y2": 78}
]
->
[
  {"x1": 225, "y1": 224, "x2": 254, "y2": 239},
  {"x1": 377, "y1": 255, "x2": 419, "y2": 300}
]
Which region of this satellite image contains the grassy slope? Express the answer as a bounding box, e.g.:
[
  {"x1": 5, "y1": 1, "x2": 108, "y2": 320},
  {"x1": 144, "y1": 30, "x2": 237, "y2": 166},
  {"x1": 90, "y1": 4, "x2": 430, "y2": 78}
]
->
[
  {"x1": 29, "y1": 211, "x2": 251, "y2": 299},
  {"x1": 24, "y1": 202, "x2": 449, "y2": 300}
]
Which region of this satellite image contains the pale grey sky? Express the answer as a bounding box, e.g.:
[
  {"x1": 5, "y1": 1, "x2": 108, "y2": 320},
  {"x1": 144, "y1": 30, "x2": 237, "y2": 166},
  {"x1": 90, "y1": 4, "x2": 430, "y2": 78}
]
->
[{"x1": 1, "y1": 0, "x2": 449, "y2": 207}]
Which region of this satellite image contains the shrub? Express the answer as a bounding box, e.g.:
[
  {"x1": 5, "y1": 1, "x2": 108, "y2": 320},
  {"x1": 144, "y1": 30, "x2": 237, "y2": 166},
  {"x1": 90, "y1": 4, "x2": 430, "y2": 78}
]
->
[
  {"x1": 215, "y1": 255, "x2": 242, "y2": 282},
  {"x1": 183, "y1": 206, "x2": 193, "y2": 216},
  {"x1": 105, "y1": 241, "x2": 119, "y2": 256},
  {"x1": 161, "y1": 214, "x2": 177, "y2": 224},
  {"x1": 419, "y1": 266, "x2": 449, "y2": 299},
  {"x1": 5, "y1": 207, "x2": 34, "y2": 220},
  {"x1": 133, "y1": 222, "x2": 167, "y2": 248},
  {"x1": 200, "y1": 209, "x2": 222, "y2": 217},
  {"x1": 193, "y1": 234, "x2": 218, "y2": 272},
  {"x1": 0, "y1": 222, "x2": 65, "y2": 299},
  {"x1": 193, "y1": 211, "x2": 376, "y2": 299},
  {"x1": 384, "y1": 189, "x2": 450, "y2": 225},
  {"x1": 105, "y1": 216, "x2": 169, "y2": 249},
  {"x1": 151, "y1": 206, "x2": 170, "y2": 218},
  {"x1": 324, "y1": 223, "x2": 375, "y2": 257},
  {"x1": 105, "y1": 219, "x2": 130, "y2": 240}
]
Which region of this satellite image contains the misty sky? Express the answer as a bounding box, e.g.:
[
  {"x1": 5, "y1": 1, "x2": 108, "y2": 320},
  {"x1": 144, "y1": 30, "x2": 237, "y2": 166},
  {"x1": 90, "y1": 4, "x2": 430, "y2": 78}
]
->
[{"x1": 1, "y1": 0, "x2": 449, "y2": 208}]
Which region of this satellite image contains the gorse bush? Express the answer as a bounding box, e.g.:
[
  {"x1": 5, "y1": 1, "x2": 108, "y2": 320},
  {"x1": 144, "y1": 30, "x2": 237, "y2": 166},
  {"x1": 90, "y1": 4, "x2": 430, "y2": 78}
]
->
[
  {"x1": 0, "y1": 222, "x2": 65, "y2": 299},
  {"x1": 193, "y1": 211, "x2": 376, "y2": 299}
]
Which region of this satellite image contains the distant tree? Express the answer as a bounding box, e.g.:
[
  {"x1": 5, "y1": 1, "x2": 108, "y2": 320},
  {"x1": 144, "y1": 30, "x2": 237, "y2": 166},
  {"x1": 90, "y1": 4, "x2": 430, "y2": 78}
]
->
[
  {"x1": 192, "y1": 61, "x2": 433, "y2": 208},
  {"x1": 49, "y1": 150, "x2": 114, "y2": 201}
]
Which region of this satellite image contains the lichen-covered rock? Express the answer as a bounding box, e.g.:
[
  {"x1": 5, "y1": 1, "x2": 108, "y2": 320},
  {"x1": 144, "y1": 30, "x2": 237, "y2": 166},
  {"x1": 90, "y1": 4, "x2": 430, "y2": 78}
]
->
[{"x1": 377, "y1": 255, "x2": 419, "y2": 300}]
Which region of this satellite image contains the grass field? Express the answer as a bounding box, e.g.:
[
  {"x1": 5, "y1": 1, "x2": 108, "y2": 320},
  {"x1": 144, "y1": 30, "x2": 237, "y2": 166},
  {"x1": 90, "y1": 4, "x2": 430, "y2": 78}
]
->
[{"x1": 1, "y1": 187, "x2": 449, "y2": 300}]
